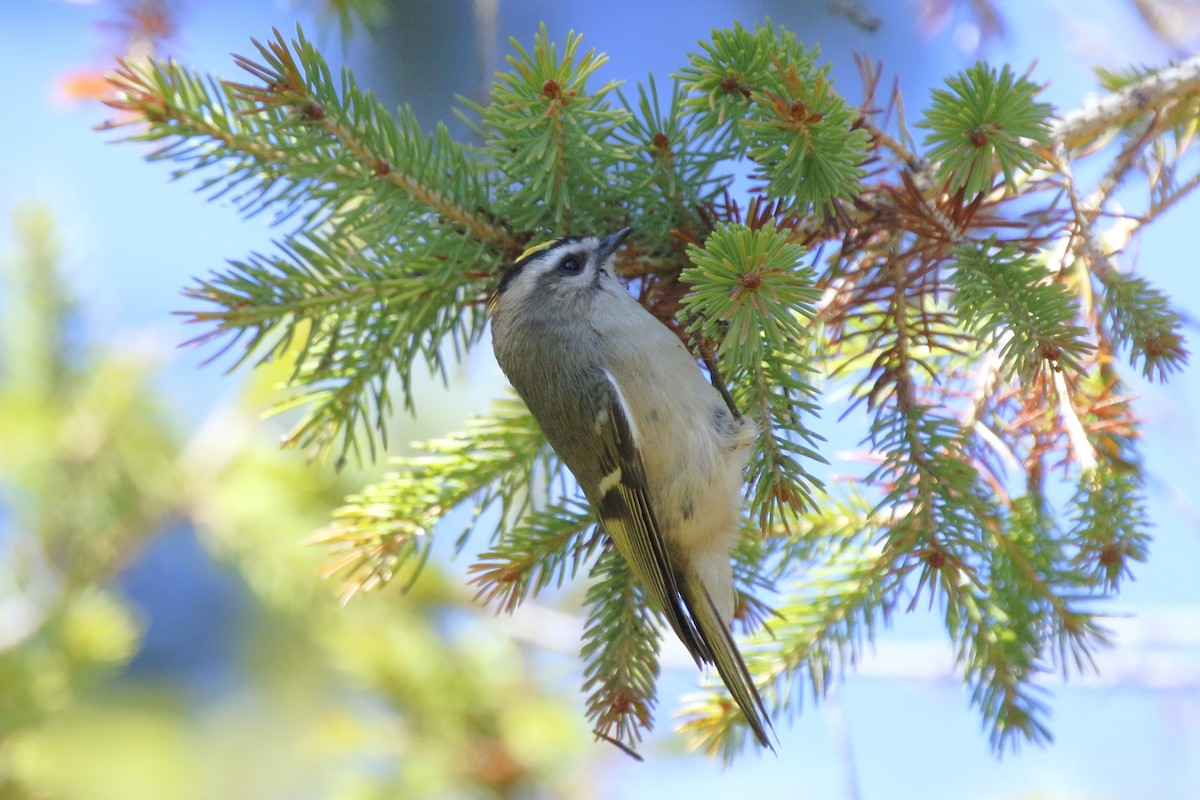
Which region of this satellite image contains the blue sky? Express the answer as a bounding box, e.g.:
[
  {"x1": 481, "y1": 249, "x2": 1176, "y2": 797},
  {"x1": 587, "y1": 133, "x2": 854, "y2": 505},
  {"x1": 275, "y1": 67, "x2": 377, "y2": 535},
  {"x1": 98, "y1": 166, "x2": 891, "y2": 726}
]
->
[{"x1": 2, "y1": 1, "x2": 1198, "y2": 797}]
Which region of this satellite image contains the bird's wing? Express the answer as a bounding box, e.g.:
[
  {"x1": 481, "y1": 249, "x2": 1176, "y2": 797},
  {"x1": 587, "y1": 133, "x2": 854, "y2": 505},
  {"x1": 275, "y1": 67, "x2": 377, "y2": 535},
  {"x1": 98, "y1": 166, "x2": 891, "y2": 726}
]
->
[
  {"x1": 592, "y1": 369, "x2": 774, "y2": 748},
  {"x1": 683, "y1": 576, "x2": 775, "y2": 748},
  {"x1": 590, "y1": 369, "x2": 707, "y2": 665}
]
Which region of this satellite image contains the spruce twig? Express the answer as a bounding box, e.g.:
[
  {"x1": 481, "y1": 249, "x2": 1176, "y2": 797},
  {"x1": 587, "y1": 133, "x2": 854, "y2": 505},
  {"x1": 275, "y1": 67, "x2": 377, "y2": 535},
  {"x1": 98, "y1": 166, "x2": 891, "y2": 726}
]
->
[{"x1": 100, "y1": 21, "x2": 1198, "y2": 759}]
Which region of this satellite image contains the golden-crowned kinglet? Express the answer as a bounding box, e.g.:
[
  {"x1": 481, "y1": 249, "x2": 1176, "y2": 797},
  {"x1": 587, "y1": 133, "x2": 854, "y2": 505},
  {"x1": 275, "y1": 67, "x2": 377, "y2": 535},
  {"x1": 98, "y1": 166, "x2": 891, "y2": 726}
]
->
[{"x1": 490, "y1": 227, "x2": 773, "y2": 748}]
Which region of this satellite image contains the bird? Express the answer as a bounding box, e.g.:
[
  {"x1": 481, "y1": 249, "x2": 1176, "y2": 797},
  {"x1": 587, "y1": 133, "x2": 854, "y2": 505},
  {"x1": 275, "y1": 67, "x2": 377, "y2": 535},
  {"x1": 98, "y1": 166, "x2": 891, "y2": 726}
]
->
[{"x1": 489, "y1": 226, "x2": 773, "y2": 748}]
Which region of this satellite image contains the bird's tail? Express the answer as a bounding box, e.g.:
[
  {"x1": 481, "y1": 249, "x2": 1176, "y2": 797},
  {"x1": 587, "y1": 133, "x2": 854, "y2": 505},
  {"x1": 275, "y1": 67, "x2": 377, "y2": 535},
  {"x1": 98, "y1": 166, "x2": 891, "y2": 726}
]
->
[{"x1": 684, "y1": 579, "x2": 775, "y2": 750}]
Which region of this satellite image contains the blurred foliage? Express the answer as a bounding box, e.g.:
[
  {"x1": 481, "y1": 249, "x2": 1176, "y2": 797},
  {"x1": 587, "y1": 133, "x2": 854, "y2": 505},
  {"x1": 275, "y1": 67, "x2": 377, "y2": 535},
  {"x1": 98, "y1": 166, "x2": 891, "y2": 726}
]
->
[
  {"x1": 0, "y1": 207, "x2": 594, "y2": 798},
  {"x1": 0, "y1": 205, "x2": 174, "y2": 746},
  {"x1": 17, "y1": 0, "x2": 1198, "y2": 768}
]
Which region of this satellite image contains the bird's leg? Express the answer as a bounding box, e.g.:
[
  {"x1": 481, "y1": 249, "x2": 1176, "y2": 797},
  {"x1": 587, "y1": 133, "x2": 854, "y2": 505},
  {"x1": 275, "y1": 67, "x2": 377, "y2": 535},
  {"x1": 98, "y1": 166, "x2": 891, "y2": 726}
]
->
[{"x1": 702, "y1": 351, "x2": 742, "y2": 421}]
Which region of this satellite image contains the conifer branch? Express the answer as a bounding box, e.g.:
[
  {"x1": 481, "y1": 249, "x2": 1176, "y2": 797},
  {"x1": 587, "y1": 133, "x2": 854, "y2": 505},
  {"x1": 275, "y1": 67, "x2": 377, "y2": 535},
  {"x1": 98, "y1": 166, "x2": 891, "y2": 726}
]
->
[
  {"x1": 681, "y1": 224, "x2": 826, "y2": 527},
  {"x1": 681, "y1": 495, "x2": 887, "y2": 758},
  {"x1": 311, "y1": 397, "x2": 562, "y2": 599},
  {"x1": 99, "y1": 20, "x2": 1199, "y2": 759},
  {"x1": 469, "y1": 499, "x2": 601, "y2": 613},
  {"x1": 582, "y1": 548, "x2": 662, "y2": 756},
  {"x1": 226, "y1": 28, "x2": 520, "y2": 251},
  {"x1": 1070, "y1": 464, "x2": 1150, "y2": 592},
  {"x1": 1052, "y1": 54, "x2": 1200, "y2": 151}
]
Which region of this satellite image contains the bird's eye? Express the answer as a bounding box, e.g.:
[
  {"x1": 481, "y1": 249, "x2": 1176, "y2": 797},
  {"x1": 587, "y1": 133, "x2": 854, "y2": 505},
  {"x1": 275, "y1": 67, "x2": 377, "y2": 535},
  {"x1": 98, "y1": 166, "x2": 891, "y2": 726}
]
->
[{"x1": 559, "y1": 258, "x2": 582, "y2": 274}]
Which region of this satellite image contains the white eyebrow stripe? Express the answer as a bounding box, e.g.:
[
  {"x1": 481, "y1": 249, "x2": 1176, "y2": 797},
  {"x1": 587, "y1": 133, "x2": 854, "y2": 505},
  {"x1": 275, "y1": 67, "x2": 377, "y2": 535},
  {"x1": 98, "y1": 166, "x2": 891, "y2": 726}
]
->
[
  {"x1": 535, "y1": 242, "x2": 592, "y2": 270},
  {"x1": 512, "y1": 240, "x2": 601, "y2": 297}
]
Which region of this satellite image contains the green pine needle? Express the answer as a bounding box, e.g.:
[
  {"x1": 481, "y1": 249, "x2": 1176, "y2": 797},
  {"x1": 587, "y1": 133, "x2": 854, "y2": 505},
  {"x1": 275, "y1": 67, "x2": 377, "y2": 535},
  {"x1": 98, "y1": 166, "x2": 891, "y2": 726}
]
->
[
  {"x1": 680, "y1": 496, "x2": 886, "y2": 763},
  {"x1": 742, "y1": 62, "x2": 869, "y2": 210},
  {"x1": 678, "y1": 20, "x2": 867, "y2": 209},
  {"x1": 469, "y1": 498, "x2": 601, "y2": 613},
  {"x1": 952, "y1": 241, "x2": 1092, "y2": 382},
  {"x1": 919, "y1": 62, "x2": 1052, "y2": 196},
  {"x1": 677, "y1": 19, "x2": 817, "y2": 132},
  {"x1": 681, "y1": 224, "x2": 826, "y2": 526},
  {"x1": 1069, "y1": 465, "x2": 1150, "y2": 592},
  {"x1": 1098, "y1": 270, "x2": 1189, "y2": 381},
  {"x1": 476, "y1": 23, "x2": 631, "y2": 233},
  {"x1": 98, "y1": 20, "x2": 1191, "y2": 761},
  {"x1": 615, "y1": 75, "x2": 730, "y2": 244},
  {"x1": 311, "y1": 397, "x2": 561, "y2": 600},
  {"x1": 581, "y1": 548, "x2": 662, "y2": 755}
]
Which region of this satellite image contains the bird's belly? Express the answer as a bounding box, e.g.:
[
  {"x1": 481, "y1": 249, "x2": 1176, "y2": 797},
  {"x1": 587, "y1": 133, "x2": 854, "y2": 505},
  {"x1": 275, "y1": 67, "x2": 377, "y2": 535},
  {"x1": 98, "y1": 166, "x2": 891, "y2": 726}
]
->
[{"x1": 634, "y1": 394, "x2": 741, "y2": 553}]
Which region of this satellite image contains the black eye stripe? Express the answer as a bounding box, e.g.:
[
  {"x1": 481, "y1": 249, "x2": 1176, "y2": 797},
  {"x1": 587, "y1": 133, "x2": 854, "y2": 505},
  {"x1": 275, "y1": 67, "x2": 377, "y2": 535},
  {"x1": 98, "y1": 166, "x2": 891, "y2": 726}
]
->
[
  {"x1": 496, "y1": 262, "x2": 525, "y2": 294},
  {"x1": 495, "y1": 237, "x2": 594, "y2": 295}
]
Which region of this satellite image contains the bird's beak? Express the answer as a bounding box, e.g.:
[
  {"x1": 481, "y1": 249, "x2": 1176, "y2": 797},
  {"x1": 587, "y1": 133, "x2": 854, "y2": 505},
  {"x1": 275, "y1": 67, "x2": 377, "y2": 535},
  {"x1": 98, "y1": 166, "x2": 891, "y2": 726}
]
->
[{"x1": 596, "y1": 226, "x2": 633, "y2": 263}]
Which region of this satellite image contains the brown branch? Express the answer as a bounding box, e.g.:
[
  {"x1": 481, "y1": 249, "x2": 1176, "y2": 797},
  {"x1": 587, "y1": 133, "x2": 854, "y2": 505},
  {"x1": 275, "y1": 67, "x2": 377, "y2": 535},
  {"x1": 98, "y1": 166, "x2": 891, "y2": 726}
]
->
[
  {"x1": 1053, "y1": 141, "x2": 1111, "y2": 278},
  {"x1": 231, "y1": 30, "x2": 522, "y2": 253},
  {"x1": 312, "y1": 109, "x2": 521, "y2": 253}
]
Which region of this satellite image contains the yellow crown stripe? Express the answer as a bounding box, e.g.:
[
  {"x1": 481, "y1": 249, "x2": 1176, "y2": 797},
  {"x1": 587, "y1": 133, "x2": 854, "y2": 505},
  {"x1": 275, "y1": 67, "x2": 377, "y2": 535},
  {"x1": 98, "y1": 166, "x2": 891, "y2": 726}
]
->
[{"x1": 517, "y1": 239, "x2": 557, "y2": 261}]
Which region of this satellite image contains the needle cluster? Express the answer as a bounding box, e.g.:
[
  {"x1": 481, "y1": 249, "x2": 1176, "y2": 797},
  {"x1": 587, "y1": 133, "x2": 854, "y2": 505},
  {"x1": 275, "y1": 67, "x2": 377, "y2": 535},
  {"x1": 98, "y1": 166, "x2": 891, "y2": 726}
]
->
[{"x1": 102, "y1": 21, "x2": 1196, "y2": 758}]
